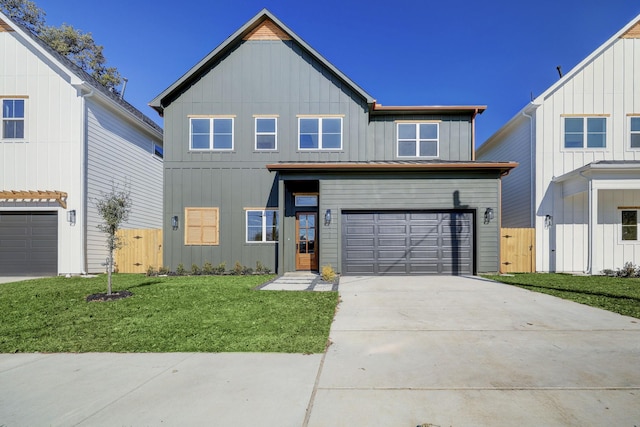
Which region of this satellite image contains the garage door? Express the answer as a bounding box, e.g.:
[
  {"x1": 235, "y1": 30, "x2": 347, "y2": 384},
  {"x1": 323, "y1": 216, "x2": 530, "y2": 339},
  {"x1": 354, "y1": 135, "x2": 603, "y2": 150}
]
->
[
  {"x1": 0, "y1": 212, "x2": 58, "y2": 276},
  {"x1": 342, "y1": 211, "x2": 473, "y2": 275}
]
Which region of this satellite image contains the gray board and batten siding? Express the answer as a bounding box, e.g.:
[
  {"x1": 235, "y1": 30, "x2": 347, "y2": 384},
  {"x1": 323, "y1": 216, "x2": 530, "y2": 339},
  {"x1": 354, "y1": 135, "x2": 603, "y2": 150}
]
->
[{"x1": 156, "y1": 10, "x2": 512, "y2": 275}]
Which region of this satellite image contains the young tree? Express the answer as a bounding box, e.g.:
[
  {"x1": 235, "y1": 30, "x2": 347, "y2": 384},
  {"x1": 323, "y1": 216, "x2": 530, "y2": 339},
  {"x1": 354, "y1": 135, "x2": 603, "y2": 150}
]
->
[
  {"x1": 0, "y1": 0, "x2": 122, "y2": 92},
  {"x1": 95, "y1": 183, "x2": 132, "y2": 295}
]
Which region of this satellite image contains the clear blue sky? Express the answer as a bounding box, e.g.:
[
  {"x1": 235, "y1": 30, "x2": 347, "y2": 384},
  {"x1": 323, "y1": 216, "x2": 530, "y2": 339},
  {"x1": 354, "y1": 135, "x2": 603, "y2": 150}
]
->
[{"x1": 36, "y1": 0, "x2": 640, "y2": 145}]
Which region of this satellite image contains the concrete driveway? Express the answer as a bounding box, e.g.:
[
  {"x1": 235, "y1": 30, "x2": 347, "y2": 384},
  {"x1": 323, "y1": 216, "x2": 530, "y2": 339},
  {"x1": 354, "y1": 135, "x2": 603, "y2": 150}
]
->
[
  {"x1": 0, "y1": 275, "x2": 639, "y2": 426},
  {"x1": 307, "y1": 275, "x2": 640, "y2": 426}
]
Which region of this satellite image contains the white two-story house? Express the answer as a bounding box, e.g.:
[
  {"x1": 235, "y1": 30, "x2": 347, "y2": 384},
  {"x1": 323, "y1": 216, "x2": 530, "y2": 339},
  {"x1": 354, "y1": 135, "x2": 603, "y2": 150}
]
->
[
  {"x1": 478, "y1": 13, "x2": 640, "y2": 274},
  {"x1": 0, "y1": 11, "x2": 163, "y2": 276}
]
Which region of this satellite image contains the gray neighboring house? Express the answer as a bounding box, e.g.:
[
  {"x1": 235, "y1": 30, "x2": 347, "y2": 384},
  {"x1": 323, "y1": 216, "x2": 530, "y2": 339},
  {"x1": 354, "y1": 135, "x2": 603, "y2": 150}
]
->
[{"x1": 150, "y1": 9, "x2": 516, "y2": 275}]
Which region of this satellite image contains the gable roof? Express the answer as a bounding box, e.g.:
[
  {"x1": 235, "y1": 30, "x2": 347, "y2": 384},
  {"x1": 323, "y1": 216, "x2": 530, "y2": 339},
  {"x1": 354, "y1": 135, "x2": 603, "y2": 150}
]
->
[
  {"x1": 534, "y1": 13, "x2": 640, "y2": 104},
  {"x1": 0, "y1": 10, "x2": 162, "y2": 136},
  {"x1": 149, "y1": 9, "x2": 376, "y2": 114},
  {"x1": 478, "y1": 12, "x2": 640, "y2": 155}
]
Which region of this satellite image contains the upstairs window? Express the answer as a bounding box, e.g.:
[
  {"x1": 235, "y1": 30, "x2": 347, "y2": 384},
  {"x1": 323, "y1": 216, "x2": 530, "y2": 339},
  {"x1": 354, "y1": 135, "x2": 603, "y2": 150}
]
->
[
  {"x1": 153, "y1": 143, "x2": 163, "y2": 159},
  {"x1": 255, "y1": 117, "x2": 277, "y2": 150},
  {"x1": 397, "y1": 122, "x2": 439, "y2": 157},
  {"x1": 564, "y1": 117, "x2": 606, "y2": 149},
  {"x1": 2, "y1": 99, "x2": 25, "y2": 139},
  {"x1": 190, "y1": 117, "x2": 234, "y2": 150},
  {"x1": 630, "y1": 117, "x2": 640, "y2": 148},
  {"x1": 298, "y1": 117, "x2": 342, "y2": 150},
  {"x1": 246, "y1": 209, "x2": 279, "y2": 243},
  {"x1": 621, "y1": 210, "x2": 638, "y2": 241}
]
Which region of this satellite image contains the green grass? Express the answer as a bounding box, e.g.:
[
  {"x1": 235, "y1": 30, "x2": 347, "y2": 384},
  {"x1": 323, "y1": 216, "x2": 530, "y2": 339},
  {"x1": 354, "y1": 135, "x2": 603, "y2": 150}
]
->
[
  {"x1": 0, "y1": 274, "x2": 339, "y2": 353},
  {"x1": 483, "y1": 273, "x2": 640, "y2": 319}
]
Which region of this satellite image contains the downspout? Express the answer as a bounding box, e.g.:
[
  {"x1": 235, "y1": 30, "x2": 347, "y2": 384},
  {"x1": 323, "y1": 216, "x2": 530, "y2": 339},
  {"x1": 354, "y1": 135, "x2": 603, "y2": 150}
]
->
[
  {"x1": 78, "y1": 85, "x2": 94, "y2": 275},
  {"x1": 521, "y1": 109, "x2": 535, "y2": 227},
  {"x1": 580, "y1": 170, "x2": 593, "y2": 274}
]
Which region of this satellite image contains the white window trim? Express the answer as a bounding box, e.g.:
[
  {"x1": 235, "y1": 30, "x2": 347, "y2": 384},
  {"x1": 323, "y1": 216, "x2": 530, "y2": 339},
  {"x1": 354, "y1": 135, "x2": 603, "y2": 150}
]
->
[
  {"x1": 561, "y1": 115, "x2": 608, "y2": 151},
  {"x1": 629, "y1": 116, "x2": 640, "y2": 150},
  {"x1": 189, "y1": 116, "x2": 235, "y2": 151},
  {"x1": 255, "y1": 116, "x2": 278, "y2": 151},
  {"x1": 245, "y1": 209, "x2": 279, "y2": 243},
  {"x1": 620, "y1": 209, "x2": 640, "y2": 243},
  {"x1": 396, "y1": 122, "x2": 439, "y2": 158},
  {"x1": 297, "y1": 116, "x2": 343, "y2": 151},
  {"x1": 1, "y1": 97, "x2": 27, "y2": 141}
]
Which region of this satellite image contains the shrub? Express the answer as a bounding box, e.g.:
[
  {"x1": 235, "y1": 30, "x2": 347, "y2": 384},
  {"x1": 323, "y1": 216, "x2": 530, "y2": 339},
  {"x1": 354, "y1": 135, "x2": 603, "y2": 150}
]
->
[
  {"x1": 255, "y1": 261, "x2": 270, "y2": 274},
  {"x1": 146, "y1": 266, "x2": 158, "y2": 277},
  {"x1": 232, "y1": 261, "x2": 243, "y2": 275},
  {"x1": 321, "y1": 264, "x2": 337, "y2": 282},
  {"x1": 191, "y1": 264, "x2": 201, "y2": 276},
  {"x1": 158, "y1": 266, "x2": 170, "y2": 275},
  {"x1": 214, "y1": 262, "x2": 226, "y2": 275},
  {"x1": 602, "y1": 262, "x2": 640, "y2": 278},
  {"x1": 176, "y1": 263, "x2": 186, "y2": 276},
  {"x1": 202, "y1": 262, "x2": 214, "y2": 275}
]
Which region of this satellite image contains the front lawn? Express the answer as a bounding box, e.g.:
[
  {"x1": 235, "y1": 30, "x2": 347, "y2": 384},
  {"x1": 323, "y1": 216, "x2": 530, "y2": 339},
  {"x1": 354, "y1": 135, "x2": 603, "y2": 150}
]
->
[
  {"x1": 0, "y1": 274, "x2": 338, "y2": 353},
  {"x1": 483, "y1": 273, "x2": 640, "y2": 319}
]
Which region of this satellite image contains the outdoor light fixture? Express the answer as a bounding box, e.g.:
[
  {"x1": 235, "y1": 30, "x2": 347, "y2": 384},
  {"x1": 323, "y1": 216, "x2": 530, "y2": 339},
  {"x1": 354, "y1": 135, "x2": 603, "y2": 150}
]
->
[
  {"x1": 171, "y1": 215, "x2": 179, "y2": 230},
  {"x1": 324, "y1": 209, "x2": 331, "y2": 226},
  {"x1": 545, "y1": 214, "x2": 553, "y2": 229},
  {"x1": 67, "y1": 209, "x2": 76, "y2": 226},
  {"x1": 484, "y1": 207, "x2": 494, "y2": 224}
]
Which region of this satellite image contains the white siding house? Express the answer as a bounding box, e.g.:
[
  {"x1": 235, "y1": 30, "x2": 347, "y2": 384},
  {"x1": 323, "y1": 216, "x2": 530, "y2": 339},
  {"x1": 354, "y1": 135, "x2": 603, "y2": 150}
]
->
[
  {"x1": 0, "y1": 11, "x2": 163, "y2": 276},
  {"x1": 478, "y1": 14, "x2": 640, "y2": 274}
]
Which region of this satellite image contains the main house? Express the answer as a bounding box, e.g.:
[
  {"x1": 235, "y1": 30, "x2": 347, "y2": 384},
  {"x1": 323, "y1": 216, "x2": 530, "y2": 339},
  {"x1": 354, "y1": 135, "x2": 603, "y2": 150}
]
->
[
  {"x1": 150, "y1": 9, "x2": 516, "y2": 275},
  {"x1": 0, "y1": 11, "x2": 163, "y2": 276},
  {"x1": 477, "y1": 13, "x2": 640, "y2": 274}
]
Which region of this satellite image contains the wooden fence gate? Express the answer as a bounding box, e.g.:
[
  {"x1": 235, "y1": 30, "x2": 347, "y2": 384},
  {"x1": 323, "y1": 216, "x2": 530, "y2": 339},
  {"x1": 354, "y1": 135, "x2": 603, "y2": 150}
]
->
[
  {"x1": 115, "y1": 229, "x2": 163, "y2": 273},
  {"x1": 500, "y1": 228, "x2": 535, "y2": 273}
]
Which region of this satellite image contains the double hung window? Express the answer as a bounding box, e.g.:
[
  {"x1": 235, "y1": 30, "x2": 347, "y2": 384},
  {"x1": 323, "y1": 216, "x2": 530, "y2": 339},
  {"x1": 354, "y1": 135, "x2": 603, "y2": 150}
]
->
[
  {"x1": 2, "y1": 99, "x2": 25, "y2": 139},
  {"x1": 397, "y1": 122, "x2": 439, "y2": 157},
  {"x1": 190, "y1": 117, "x2": 234, "y2": 150},
  {"x1": 630, "y1": 117, "x2": 640, "y2": 148},
  {"x1": 298, "y1": 117, "x2": 342, "y2": 150},
  {"x1": 246, "y1": 209, "x2": 279, "y2": 243},
  {"x1": 564, "y1": 117, "x2": 606, "y2": 149},
  {"x1": 255, "y1": 117, "x2": 277, "y2": 150},
  {"x1": 622, "y1": 210, "x2": 638, "y2": 241}
]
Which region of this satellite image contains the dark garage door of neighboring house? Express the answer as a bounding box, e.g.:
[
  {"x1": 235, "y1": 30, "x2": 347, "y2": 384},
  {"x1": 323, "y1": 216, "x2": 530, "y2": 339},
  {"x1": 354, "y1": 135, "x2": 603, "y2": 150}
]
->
[
  {"x1": 342, "y1": 211, "x2": 474, "y2": 275},
  {"x1": 0, "y1": 212, "x2": 58, "y2": 276}
]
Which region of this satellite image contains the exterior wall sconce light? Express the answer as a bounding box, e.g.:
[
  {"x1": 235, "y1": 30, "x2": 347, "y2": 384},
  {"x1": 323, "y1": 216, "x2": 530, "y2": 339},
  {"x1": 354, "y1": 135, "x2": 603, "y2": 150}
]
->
[
  {"x1": 171, "y1": 215, "x2": 179, "y2": 230},
  {"x1": 324, "y1": 209, "x2": 331, "y2": 226},
  {"x1": 545, "y1": 214, "x2": 553, "y2": 229},
  {"x1": 484, "y1": 207, "x2": 494, "y2": 224},
  {"x1": 67, "y1": 209, "x2": 76, "y2": 226}
]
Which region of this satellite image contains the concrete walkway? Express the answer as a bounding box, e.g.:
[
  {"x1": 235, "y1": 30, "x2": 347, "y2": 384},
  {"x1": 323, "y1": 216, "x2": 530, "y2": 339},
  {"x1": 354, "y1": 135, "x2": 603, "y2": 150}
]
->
[
  {"x1": 258, "y1": 272, "x2": 338, "y2": 292},
  {"x1": 1, "y1": 275, "x2": 639, "y2": 426}
]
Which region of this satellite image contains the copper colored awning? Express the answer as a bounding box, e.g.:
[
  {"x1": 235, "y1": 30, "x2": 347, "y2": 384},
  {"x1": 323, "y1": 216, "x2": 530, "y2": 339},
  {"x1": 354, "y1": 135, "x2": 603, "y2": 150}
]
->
[{"x1": 0, "y1": 190, "x2": 68, "y2": 208}]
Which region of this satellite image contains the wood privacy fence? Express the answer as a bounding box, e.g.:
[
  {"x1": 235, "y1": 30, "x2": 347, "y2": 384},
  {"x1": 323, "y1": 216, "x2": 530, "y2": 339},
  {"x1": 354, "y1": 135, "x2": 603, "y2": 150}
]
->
[
  {"x1": 115, "y1": 229, "x2": 163, "y2": 273},
  {"x1": 500, "y1": 228, "x2": 535, "y2": 273}
]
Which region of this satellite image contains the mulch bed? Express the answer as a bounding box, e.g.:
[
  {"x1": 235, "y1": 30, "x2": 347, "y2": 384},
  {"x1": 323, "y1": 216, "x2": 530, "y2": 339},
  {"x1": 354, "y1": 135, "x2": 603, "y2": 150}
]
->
[{"x1": 86, "y1": 290, "x2": 133, "y2": 302}]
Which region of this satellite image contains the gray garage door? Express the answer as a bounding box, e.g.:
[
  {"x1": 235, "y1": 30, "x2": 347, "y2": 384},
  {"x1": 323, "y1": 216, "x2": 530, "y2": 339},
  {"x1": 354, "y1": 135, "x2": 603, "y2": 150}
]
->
[
  {"x1": 342, "y1": 211, "x2": 473, "y2": 275},
  {"x1": 0, "y1": 212, "x2": 58, "y2": 276}
]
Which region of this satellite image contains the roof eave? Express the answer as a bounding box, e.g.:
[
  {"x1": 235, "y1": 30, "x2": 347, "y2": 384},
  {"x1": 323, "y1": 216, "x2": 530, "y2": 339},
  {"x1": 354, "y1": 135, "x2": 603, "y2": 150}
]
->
[
  {"x1": 371, "y1": 104, "x2": 487, "y2": 116},
  {"x1": 266, "y1": 162, "x2": 518, "y2": 174}
]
